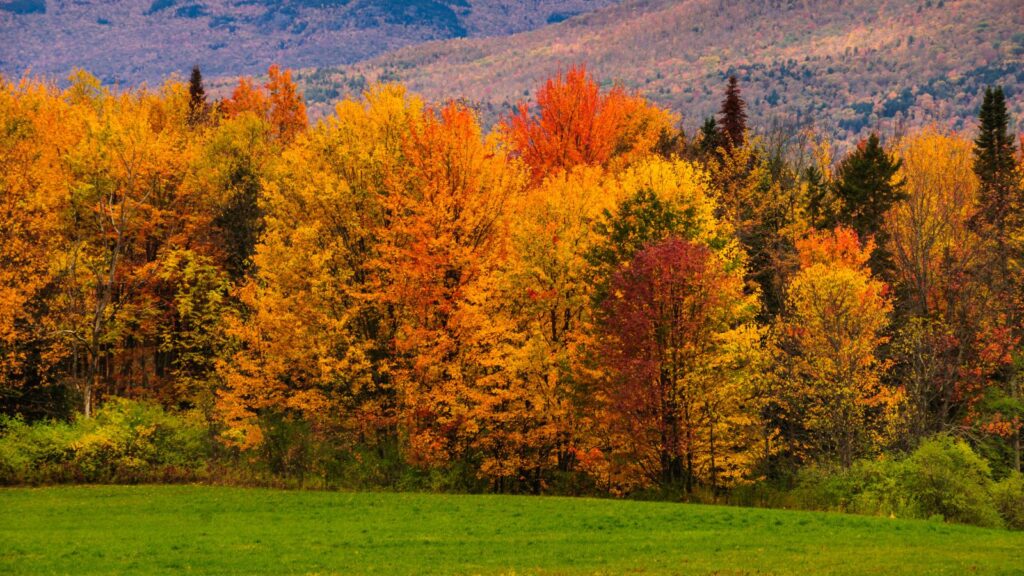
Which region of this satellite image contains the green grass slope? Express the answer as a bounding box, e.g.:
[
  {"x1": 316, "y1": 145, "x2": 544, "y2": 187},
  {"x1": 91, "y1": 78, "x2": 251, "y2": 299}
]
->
[{"x1": 1, "y1": 486, "x2": 1022, "y2": 575}]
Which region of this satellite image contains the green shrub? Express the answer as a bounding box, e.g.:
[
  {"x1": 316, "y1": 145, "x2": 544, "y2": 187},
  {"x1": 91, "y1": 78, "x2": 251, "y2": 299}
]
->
[
  {"x1": 257, "y1": 412, "x2": 319, "y2": 481},
  {"x1": 845, "y1": 458, "x2": 919, "y2": 518},
  {"x1": 778, "y1": 435, "x2": 1004, "y2": 529},
  {"x1": 0, "y1": 398, "x2": 210, "y2": 485},
  {"x1": 900, "y1": 435, "x2": 1002, "y2": 528},
  {"x1": 992, "y1": 472, "x2": 1024, "y2": 530},
  {"x1": 786, "y1": 458, "x2": 912, "y2": 517},
  {"x1": 787, "y1": 464, "x2": 848, "y2": 510},
  {"x1": 0, "y1": 416, "x2": 76, "y2": 474},
  {"x1": 71, "y1": 398, "x2": 210, "y2": 481}
]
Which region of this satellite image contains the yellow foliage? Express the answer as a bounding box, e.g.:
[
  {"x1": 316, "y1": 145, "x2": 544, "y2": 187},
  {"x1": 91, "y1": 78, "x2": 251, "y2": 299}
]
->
[{"x1": 781, "y1": 227, "x2": 893, "y2": 466}]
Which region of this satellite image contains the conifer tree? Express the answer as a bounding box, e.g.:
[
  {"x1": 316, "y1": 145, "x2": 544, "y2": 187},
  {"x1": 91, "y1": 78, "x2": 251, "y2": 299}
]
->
[
  {"x1": 655, "y1": 126, "x2": 686, "y2": 159},
  {"x1": 718, "y1": 76, "x2": 747, "y2": 150},
  {"x1": 973, "y1": 86, "x2": 1018, "y2": 234},
  {"x1": 831, "y1": 133, "x2": 905, "y2": 275},
  {"x1": 187, "y1": 65, "x2": 206, "y2": 126},
  {"x1": 698, "y1": 117, "x2": 723, "y2": 157},
  {"x1": 804, "y1": 165, "x2": 831, "y2": 229},
  {"x1": 972, "y1": 85, "x2": 1023, "y2": 473}
]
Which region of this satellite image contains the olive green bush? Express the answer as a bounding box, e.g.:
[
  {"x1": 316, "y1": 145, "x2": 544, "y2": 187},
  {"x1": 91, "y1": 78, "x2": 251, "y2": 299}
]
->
[
  {"x1": 992, "y1": 472, "x2": 1024, "y2": 530},
  {"x1": 787, "y1": 435, "x2": 1008, "y2": 528},
  {"x1": 0, "y1": 398, "x2": 209, "y2": 484}
]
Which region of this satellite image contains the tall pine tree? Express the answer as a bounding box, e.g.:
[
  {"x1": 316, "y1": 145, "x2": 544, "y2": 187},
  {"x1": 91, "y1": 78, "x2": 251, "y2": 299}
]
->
[
  {"x1": 188, "y1": 65, "x2": 207, "y2": 126},
  {"x1": 973, "y1": 85, "x2": 1023, "y2": 473},
  {"x1": 718, "y1": 76, "x2": 747, "y2": 150},
  {"x1": 831, "y1": 133, "x2": 905, "y2": 276},
  {"x1": 973, "y1": 86, "x2": 1018, "y2": 233},
  {"x1": 697, "y1": 116, "x2": 723, "y2": 158}
]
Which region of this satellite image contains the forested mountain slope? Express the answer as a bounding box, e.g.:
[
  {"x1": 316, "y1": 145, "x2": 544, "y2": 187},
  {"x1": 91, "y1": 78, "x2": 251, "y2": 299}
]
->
[
  {"x1": 307, "y1": 0, "x2": 1024, "y2": 140},
  {"x1": 0, "y1": 0, "x2": 618, "y2": 84}
]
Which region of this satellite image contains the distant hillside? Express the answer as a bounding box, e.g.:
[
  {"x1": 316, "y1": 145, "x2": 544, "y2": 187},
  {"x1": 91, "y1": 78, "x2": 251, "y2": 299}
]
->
[
  {"x1": 307, "y1": 0, "x2": 1024, "y2": 141},
  {"x1": 0, "y1": 0, "x2": 619, "y2": 84}
]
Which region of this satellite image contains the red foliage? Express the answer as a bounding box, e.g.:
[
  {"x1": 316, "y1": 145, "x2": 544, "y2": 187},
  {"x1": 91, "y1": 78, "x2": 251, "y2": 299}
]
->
[
  {"x1": 604, "y1": 238, "x2": 721, "y2": 377},
  {"x1": 796, "y1": 226, "x2": 874, "y2": 270},
  {"x1": 222, "y1": 77, "x2": 269, "y2": 119},
  {"x1": 266, "y1": 64, "x2": 308, "y2": 143},
  {"x1": 222, "y1": 65, "x2": 307, "y2": 143},
  {"x1": 599, "y1": 237, "x2": 748, "y2": 486},
  {"x1": 503, "y1": 65, "x2": 664, "y2": 181}
]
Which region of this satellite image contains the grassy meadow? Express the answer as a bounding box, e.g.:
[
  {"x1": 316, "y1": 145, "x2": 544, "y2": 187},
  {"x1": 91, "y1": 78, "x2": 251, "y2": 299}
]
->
[{"x1": 1, "y1": 486, "x2": 1022, "y2": 575}]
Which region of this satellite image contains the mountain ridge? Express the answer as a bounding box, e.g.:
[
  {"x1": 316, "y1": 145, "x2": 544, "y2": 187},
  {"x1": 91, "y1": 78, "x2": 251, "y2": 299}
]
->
[
  {"x1": 0, "y1": 0, "x2": 619, "y2": 84},
  {"x1": 300, "y1": 0, "x2": 1024, "y2": 142}
]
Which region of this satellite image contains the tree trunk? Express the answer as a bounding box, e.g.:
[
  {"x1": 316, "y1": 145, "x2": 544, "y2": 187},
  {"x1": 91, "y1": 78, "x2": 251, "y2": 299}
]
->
[
  {"x1": 83, "y1": 372, "x2": 95, "y2": 418},
  {"x1": 709, "y1": 422, "x2": 717, "y2": 492},
  {"x1": 1014, "y1": 430, "x2": 1021, "y2": 474},
  {"x1": 1014, "y1": 375, "x2": 1022, "y2": 473}
]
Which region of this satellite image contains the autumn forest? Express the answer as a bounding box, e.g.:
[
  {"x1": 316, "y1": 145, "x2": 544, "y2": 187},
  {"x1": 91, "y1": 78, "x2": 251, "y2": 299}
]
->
[{"x1": 1, "y1": 64, "x2": 1023, "y2": 530}]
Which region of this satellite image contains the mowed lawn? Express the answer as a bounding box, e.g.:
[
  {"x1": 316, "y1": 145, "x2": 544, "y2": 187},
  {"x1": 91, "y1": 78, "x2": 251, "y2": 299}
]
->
[{"x1": 1, "y1": 486, "x2": 1022, "y2": 575}]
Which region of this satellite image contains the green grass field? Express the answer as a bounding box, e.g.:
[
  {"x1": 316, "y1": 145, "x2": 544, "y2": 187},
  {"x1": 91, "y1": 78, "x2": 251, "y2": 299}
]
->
[{"x1": 1, "y1": 486, "x2": 1022, "y2": 575}]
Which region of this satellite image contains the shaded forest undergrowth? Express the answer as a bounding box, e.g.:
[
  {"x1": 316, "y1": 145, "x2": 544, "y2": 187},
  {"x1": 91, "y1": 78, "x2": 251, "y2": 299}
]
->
[{"x1": 2, "y1": 399, "x2": 1023, "y2": 530}]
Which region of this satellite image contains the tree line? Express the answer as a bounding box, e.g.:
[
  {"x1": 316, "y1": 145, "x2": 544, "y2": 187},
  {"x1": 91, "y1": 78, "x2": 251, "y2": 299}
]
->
[{"x1": 0, "y1": 65, "x2": 1021, "y2": 494}]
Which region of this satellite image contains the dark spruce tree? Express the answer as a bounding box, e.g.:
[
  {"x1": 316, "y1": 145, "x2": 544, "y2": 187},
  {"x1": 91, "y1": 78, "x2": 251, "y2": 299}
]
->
[
  {"x1": 973, "y1": 86, "x2": 1019, "y2": 234},
  {"x1": 187, "y1": 65, "x2": 207, "y2": 126},
  {"x1": 697, "y1": 116, "x2": 724, "y2": 158},
  {"x1": 718, "y1": 76, "x2": 748, "y2": 150},
  {"x1": 655, "y1": 125, "x2": 686, "y2": 159},
  {"x1": 804, "y1": 164, "x2": 832, "y2": 230},
  {"x1": 215, "y1": 164, "x2": 263, "y2": 281},
  {"x1": 831, "y1": 133, "x2": 906, "y2": 276},
  {"x1": 972, "y1": 85, "x2": 1023, "y2": 474}
]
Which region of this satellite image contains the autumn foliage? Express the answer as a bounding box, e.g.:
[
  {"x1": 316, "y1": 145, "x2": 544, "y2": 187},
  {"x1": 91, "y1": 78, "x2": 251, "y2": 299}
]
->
[
  {"x1": 597, "y1": 238, "x2": 761, "y2": 490},
  {"x1": 503, "y1": 66, "x2": 674, "y2": 182},
  {"x1": 1, "y1": 66, "x2": 1022, "y2": 497},
  {"x1": 780, "y1": 228, "x2": 894, "y2": 466},
  {"x1": 223, "y1": 65, "x2": 308, "y2": 143}
]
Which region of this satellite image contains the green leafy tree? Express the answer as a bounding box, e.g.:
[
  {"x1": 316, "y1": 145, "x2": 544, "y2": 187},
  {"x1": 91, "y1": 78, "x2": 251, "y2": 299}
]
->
[
  {"x1": 590, "y1": 189, "x2": 693, "y2": 271},
  {"x1": 588, "y1": 178, "x2": 735, "y2": 306},
  {"x1": 158, "y1": 250, "x2": 231, "y2": 414}
]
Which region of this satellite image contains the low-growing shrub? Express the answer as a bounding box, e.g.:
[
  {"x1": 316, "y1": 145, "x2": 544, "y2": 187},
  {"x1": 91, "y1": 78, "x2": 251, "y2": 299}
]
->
[
  {"x1": 845, "y1": 458, "x2": 919, "y2": 519},
  {"x1": 777, "y1": 435, "x2": 1005, "y2": 528},
  {"x1": 900, "y1": 435, "x2": 1002, "y2": 528},
  {"x1": 0, "y1": 398, "x2": 210, "y2": 485},
  {"x1": 992, "y1": 473, "x2": 1024, "y2": 530},
  {"x1": 785, "y1": 458, "x2": 908, "y2": 518},
  {"x1": 4, "y1": 404, "x2": 1022, "y2": 531},
  {"x1": 0, "y1": 417, "x2": 77, "y2": 481}
]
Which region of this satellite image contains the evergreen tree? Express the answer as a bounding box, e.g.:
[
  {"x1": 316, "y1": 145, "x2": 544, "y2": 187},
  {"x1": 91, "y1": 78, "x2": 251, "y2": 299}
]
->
[
  {"x1": 188, "y1": 65, "x2": 207, "y2": 126},
  {"x1": 718, "y1": 76, "x2": 747, "y2": 150},
  {"x1": 655, "y1": 125, "x2": 686, "y2": 159},
  {"x1": 973, "y1": 86, "x2": 1019, "y2": 233},
  {"x1": 697, "y1": 116, "x2": 723, "y2": 158},
  {"x1": 804, "y1": 164, "x2": 832, "y2": 229},
  {"x1": 831, "y1": 133, "x2": 906, "y2": 275},
  {"x1": 215, "y1": 164, "x2": 263, "y2": 281},
  {"x1": 972, "y1": 85, "x2": 1023, "y2": 473}
]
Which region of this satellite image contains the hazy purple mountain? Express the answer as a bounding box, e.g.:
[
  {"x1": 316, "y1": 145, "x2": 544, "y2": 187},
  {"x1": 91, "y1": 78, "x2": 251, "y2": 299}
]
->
[{"x1": 0, "y1": 0, "x2": 618, "y2": 84}]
